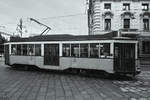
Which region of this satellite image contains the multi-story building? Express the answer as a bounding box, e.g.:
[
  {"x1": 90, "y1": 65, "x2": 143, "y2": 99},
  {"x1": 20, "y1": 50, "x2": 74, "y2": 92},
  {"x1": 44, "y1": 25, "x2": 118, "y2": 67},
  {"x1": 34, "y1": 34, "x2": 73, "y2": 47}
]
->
[{"x1": 88, "y1": 0, "x2": 150, "y2": 66}]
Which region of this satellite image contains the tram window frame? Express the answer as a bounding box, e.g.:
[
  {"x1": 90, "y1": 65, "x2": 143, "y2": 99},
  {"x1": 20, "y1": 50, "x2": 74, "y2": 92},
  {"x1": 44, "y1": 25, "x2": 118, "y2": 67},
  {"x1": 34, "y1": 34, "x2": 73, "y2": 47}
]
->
[
  {"x1": 28, "y1": 44, "x2": 35, "y2": 56},
  {"x1": 100, "y1": 43, "x2": 111, "y2": 58},
  {"x1": 22, "y1": 44, "x2": 28, "y2": 56},
  {"x1": 71, "y1": 44, "x2": 79, "y2": 57},
  {"x1": 16, "y1": 44, "x2": 22, "y2": 55},
  {"x1": 35, "y1": 44, "x2": 41, "y2": 56},
  {"x1": 62, "y1": 44, "x2": 70, "y2": 57},
  {"x1": 80, "y1": 44, "x2": 88, "y2": 58},
  {"x1": 90, "y1": 43, "x2": 99, "y2": 58},
  {"x1": 11, "y1": 44, "x2": 17, "y2": 55}
]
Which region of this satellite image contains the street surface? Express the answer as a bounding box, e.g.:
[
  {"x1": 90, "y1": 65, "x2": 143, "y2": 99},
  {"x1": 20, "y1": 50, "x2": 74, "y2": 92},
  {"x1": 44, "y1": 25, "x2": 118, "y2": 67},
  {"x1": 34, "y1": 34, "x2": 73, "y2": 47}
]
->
[{"x1": 0, "y1": 60, "x2": 150, "y2": 100}]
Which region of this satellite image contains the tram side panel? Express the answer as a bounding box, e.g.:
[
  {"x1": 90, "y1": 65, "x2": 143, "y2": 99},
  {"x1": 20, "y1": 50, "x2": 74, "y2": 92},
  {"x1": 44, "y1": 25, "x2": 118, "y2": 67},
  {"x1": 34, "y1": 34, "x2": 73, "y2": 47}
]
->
[
  {"x1": 9, "y1": 56, "x2": 42, "y2": 66},
  {"x1": 7, "y1": 42, "x2": 115, "y2": 73},
  {"x1": 9, "y1": 56, "x2": 114, "y2": 73},
  {"x1": 9, "y1": 55, "x2": 61, "y2": 70},
  {"x1": 60, "y1": 57, "x2": 114, "y2": 73}
]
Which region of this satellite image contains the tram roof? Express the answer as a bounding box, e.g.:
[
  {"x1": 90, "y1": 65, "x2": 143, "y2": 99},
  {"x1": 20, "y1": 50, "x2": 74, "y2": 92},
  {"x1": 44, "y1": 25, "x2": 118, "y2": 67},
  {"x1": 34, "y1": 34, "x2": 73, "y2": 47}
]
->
[{"x1": 10, "y1": 31, "x2": 137, "y2": 42}]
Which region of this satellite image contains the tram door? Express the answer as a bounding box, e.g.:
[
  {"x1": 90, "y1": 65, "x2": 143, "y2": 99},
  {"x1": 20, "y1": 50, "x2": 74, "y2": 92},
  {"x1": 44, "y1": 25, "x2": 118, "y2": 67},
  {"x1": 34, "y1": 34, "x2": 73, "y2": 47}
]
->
[
  {"x1": 4, "y1": 45, "x2": 9, "y2": 65},
  {"x1": 44, "y1": 44, "x2": 59, "y2": 66},
  {"x1": 114, "y1": 43, "x2": 135, "y2": 73}
]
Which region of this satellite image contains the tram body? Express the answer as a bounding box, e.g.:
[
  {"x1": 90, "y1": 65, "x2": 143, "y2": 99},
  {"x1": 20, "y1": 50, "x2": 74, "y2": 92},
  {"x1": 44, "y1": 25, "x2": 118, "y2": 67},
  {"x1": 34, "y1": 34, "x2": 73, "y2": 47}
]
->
[{"x1": 4, "y1": 34, "x2": 141, "y2": 75}]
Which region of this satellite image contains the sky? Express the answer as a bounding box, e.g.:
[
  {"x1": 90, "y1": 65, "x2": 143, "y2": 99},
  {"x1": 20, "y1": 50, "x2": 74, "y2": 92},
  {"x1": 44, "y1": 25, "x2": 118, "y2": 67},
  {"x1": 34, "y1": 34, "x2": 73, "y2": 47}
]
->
[{"x1": 0, "y1": 0, "x2": 88, "y2": 37}]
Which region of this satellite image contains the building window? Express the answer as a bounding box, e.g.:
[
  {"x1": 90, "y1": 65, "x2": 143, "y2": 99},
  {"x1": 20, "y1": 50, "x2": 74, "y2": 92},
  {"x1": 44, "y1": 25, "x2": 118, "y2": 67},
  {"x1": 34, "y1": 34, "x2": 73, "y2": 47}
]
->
[
  {"x1": 104, "y1": 3, "x2": 111, "y2": 10},
  {"x1": 105, "y1": 19, "x2": 111, "y2": 31},
  {"x1": 143, "y1": 19, "x2": 149, "y2": 31},
  {"x1": 90, "y1": 43, "x2": 99, "y2": 58},
  {"x1": 71, "y1": 44, "x2": 79, "y2": 57},
  {"x1": 142, "y1": 41, "x2": 150, "y2": 54},
  {"x1": 35, "y1": 44, "x2": 41, "y2": 56},
  {"x1": 63, "y1": 44, "x2": 70, "y2": 57},
  {"x1": 100, "y1": 43, "x2": 110, "y2": 58},
  {"x1": 142, "y1": 3, "x2": 149, "y2": 11},
  {"x1": 124, "y1": 19, "x2": 130, "y2": 29},
  {"x1": 80, "y1": 44, "x2": 88, "y2": 58},
  {"x1": 123, "y1": 3, "x2": 130, "y2": 10}
]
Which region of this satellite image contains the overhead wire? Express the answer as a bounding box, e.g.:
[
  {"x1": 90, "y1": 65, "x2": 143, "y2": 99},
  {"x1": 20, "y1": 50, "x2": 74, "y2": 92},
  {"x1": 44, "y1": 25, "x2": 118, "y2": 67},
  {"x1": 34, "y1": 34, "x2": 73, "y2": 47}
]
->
[
  {"x1": 0, "y1": 13, "x2": 86, "y2": 26},
  {"x1": 1, "y1": 7, "x2": 146, "y2": 36},
  {"x1": 0, "y1": 13, "x2": 87, "y2": 36},
  {"x1": 37, "y1": 13, "x2": 86, "y2": 20},
  {"x1": 0, "y1": 7, "x2": 148, "y2": 25}
]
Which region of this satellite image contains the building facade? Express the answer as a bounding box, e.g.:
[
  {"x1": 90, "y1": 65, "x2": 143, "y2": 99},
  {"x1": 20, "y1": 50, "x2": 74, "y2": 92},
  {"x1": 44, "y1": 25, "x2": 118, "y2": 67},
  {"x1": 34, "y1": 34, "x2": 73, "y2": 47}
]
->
[{"x1": 88, "y1": 0, "x2": 150, "y2": 65}]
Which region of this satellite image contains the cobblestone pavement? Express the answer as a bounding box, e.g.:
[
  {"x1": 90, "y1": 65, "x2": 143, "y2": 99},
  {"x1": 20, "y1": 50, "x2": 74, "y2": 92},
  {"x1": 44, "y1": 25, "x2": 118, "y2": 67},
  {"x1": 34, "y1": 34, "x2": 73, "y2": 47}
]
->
[{"x1": 0, "y1": 63, "x2": 150, "y2": 100}]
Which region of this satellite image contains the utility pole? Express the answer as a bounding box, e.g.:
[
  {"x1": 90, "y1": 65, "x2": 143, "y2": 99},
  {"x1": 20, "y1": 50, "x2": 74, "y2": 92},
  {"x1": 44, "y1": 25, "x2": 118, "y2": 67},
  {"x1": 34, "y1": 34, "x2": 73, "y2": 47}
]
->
[{"x1": 19, "y1": 18, "x2": 23, "y2": 37}]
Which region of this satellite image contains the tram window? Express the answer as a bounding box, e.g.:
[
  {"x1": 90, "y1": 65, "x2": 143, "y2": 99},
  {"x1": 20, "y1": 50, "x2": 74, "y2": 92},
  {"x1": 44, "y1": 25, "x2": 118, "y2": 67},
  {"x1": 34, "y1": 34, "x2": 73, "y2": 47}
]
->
[
  {"x1": 35, "y1": 44, "x2": 41, "y2": 56},
  {"x1": 71, "y1": 44, "x2": 79, "y2": 57},
  {"x1": 90, "y1": 43, "x2": 99, "y2": 58},
  {"x1": 100, "y1": 43, "x2": 110, "y2": 58},
  {"x1": 11, "y1": 44, "x2": 17, "y2": 55},
  {"x1": 17, "y1": 44, "x2": 22, "y2": 55},
  {"x1": 22, "y1": 44, "x2": 27, "y2": 55},
  {"x1": 63, "y1": 44, "x2": 70, "y2": 57},
  {"x1": 28, "y1": 44, "x2": 34, "y2": 55},
  {"x1": 80, "y1": 44, "x2": 88, "y2": 58}
]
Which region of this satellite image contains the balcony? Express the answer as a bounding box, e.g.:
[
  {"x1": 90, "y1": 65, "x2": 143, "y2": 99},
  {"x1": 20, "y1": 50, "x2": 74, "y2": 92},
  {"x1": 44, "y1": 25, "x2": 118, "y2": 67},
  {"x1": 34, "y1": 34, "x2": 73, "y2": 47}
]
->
[
  {"x1": 120, "y1": 28, "x2": 138, "y2": 32},
  {"x1": 120, "y1": 28, "x2": 150, "y2": 36},
  {"x1": 139, "y1": 31, "x2": 150, "y2": 36},
  {"x1": 120, "y1": 29, "x2": 139, "y2": 36},
  {"x1": 102, "y1": 11, "x2": 114, "y2": 18},
  {"x1": 142, "y1": 9, "x2": 149, "y2": 11},
  {"x1": 121, "y1": 11, "x2": 135, "y2": 19},
  {"x1": 140, "y1": 11, "x2": 150, "y2": 18}
]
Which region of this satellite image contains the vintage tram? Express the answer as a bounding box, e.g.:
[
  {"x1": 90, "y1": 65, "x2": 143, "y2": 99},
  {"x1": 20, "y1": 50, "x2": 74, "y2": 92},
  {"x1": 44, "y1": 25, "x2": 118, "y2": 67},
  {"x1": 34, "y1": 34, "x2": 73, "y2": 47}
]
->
[{"x1": 4, "y1": 32, "x2": 141, "y2": 76}]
